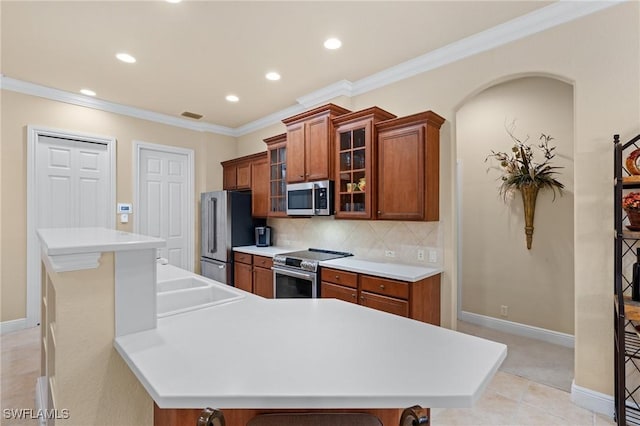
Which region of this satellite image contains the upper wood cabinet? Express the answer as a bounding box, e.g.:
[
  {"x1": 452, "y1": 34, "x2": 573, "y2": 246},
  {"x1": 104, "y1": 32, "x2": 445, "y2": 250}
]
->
[
  {"x1": 282, "y1": 103, "x2": 350, "y2": 183},
  {"x1": 251, "y1": 157, "x2": 269, "y2": 218},
  {"x1": 221, "y1": 151, "x2": 267, "y2": 191},
  {"x1": 332, "y1": 107, "x2": 396, "y2": 219},
  {"x1": 375, "y1": 111, "x2": 445, "y2": 221},
  {"x1": 263, "y1": 133, "x2": 287, "y2": 217}
]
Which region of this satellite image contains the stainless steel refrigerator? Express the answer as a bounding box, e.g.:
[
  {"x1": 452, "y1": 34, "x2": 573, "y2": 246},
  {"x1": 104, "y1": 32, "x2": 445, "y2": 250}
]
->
[{"x1": 200, "y1": 191, "x2": 263, "y2": 285}]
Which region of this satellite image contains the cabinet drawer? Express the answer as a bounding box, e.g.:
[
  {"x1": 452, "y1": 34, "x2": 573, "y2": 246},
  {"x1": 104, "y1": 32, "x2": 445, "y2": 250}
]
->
[
  {"x1": 321, "y1": 268, "x2": 357, "y2": 288},
  {"x1": 253, "y1": 255, "x2": 273, "y2": 269},
  {"x1": 321, "y1": 282, "x2": 358, "y2": 304},
  {"x1": 360, "y1": 275, "x2": 409, "y2": 299},
  {"x1": 361, "y1": 292, "x2": 409, "y2": 318},
  {"x1": 234, "y1": 252, "x2": 252, "y2": 265}
]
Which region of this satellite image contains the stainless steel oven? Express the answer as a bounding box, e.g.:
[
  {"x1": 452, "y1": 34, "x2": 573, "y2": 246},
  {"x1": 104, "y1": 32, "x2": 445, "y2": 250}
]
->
[
  {"x1": 272, "y1": 249, "x2": 353, "y2": 299},
  {"x1": 272, "y1": 265, "x2": 318, "y2": 298}
]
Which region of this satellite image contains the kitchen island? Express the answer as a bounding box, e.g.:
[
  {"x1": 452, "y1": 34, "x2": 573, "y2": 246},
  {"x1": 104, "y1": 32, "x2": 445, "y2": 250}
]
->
[
  {"x1": 116, "y1": 263, "x2": 507, "y2": 425},
  {"x1": 37, "y1": 229, "x2": 506, "y2": 426}
]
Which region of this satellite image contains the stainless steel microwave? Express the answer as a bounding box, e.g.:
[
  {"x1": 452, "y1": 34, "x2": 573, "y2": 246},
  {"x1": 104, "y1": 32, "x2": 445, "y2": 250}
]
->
[{"x1": 286, "y1": 180, "x2": 333, "y2": 216}]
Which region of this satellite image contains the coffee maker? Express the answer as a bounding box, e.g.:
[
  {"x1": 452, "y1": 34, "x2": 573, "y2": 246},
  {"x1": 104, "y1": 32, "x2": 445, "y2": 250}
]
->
[{"x1": 255, "y1": 226, "x2": 272, "y2": 247}]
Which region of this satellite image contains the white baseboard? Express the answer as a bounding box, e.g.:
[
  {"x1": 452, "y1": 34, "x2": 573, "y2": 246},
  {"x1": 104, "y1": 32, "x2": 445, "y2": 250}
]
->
[
  {"x1": 571, "y1": 380, "x2": 615, "y2": 419},
  {"x1": 0, "y1": 317, "x2": 28, "y2": 334},
  {"x1": 459, "y1": 311, "x2": 575, "y2": 348},
  {"x1": 35, "y1": 376, "x2": 48, "y2": 426}
]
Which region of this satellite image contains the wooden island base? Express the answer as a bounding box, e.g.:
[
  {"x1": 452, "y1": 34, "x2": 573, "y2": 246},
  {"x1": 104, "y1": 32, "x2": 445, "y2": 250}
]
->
[{"x1": 154, "y1": 403, "x2": 422, "y2": 425}]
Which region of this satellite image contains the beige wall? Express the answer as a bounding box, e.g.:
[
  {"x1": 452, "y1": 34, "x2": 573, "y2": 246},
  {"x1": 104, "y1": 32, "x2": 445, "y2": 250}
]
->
[
  {"x1": 0, "y1": 91, "x2": 237, "y2": 321},
  {"x1": 235, "y1": 2, "x2": 640, "y2": 395},
  {"x1": 458, "y1": 77, "x2": 574, "y2": 334},
  {"x1": 1, "y1": 1, "x2": 638, "y2": 399}
]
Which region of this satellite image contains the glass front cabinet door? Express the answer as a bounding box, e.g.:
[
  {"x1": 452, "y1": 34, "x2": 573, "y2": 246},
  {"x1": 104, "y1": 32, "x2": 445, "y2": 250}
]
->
[
  {"x1": 332, "y1": 108, "x2": 396, "y2": 219},
  {"x1": 264, "y1": 133, "x2": 287, "y2": 217}
]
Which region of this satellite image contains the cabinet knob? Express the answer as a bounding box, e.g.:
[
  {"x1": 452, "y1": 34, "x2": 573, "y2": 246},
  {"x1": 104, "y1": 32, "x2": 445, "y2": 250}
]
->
[
  {"x1": 377, "y1": 210, "x2": 381, "y2": 214},
  {"x1": 351, "y1": 293, "x2": 356, "y2": 298},
  {"x1": 299, "y1": 174, "x2": 304, "y2": 178},
  {"x1": 380, "y1": 284, "x2": 385, "y2": 290},
  {"x1": 360, "y1": 296, "x2": 365, "y2": 301},
  {"x1": 335, "y1": 275, "x2": 340, "y2": 280},
  {"x1": 305, "y1": 174, "x2": 309, "y2": 177}
]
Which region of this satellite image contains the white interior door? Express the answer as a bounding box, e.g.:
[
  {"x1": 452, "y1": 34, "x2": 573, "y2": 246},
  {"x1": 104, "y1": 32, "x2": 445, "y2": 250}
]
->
[
  {"x1": 26, "y1": 127, "x2": 115, "y2": 329},
  {"x1": 137, "y1": 145, "x2": 192, "y2": 270},
  {"x1": 37, "y1": 136, "x2": 109, "y2": 228}
]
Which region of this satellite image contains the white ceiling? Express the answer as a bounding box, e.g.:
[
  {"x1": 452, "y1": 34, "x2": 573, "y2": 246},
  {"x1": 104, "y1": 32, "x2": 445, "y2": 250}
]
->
[{"x1": 2, "y1": 1, "x2": 557, "y2": 130}]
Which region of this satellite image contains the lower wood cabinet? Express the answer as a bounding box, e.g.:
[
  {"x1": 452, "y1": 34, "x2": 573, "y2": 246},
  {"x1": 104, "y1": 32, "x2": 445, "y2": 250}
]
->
[
  {"x1": 321, "y1": 267, "x2": 440, "y2": 325},
  {"x1": 253, "y1": 255, "x2": 273, "y2": 298},
  {"x1": 322, "y1": 282, "x2": 358, "y2": 304},
  {"x1": 233, "y1": 252, "x2": 274, "y2": 298},
  {"x1": 234, "y1": 252, "x2": 253, "y2": 293}
]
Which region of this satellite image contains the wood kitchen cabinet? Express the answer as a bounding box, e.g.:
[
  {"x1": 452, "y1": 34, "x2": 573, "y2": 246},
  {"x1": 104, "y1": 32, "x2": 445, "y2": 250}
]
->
[
  {"x1": 332, "y1": 107, "x2": 396, "y2": 219},
  {"x1": 320, "y1": 268, "x2": 358, "y2": 304},
  {"x1": 375, "y1": 111, "x2": 445, "y2": 221},
  {"x1": 282, "y1": 103, "x2": 350, "y2": 183},
  {"x1": 251, "y1": 158, "x2": 269, "y2": 218},
  {"x1": 234, "y1": 252, "x2": 274, "y2": 298},
  {"x1": 321, "y1": 267, "x2": 441, "y2": 325},
  {"x1": 263, "y1": 133, "x2": 287, "y2": 217},
  {"x1": 252, "y1": 255, "x2": 273, "y2": 298},
  {"x1": 233, "y1": 252, "x2": 253, "y2": 292},
  {"x1": 221, "y1": 151, "x2": 267, "y2": 192}
]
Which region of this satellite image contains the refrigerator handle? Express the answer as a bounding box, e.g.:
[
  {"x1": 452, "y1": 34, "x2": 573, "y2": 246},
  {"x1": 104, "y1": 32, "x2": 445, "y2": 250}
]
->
[{"x1": 209, "y1": 197, "x2": 217, "y2": 254}]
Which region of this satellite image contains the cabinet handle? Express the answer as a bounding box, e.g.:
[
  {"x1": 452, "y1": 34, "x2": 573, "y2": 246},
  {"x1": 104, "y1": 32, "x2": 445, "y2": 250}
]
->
[
  {"x1": 305, "y1": 173, "x2": 309, "y2": 177},
  {"x1": 351, "y1": 293, "x2": 356, "y2": 298},
  {"x1": 360, "y1": 296, "x2": 365, "y2": 301},
  {"x1": 377, "y1": 210, "x2": 381, "y2": 214},
  {"x1": 380, "y1": 284, "x2": 385, "y2": 290},
  {"x1": 335, "y1": 275, "x2": 340, "y2": 280},
  {"x1": 299, "y1": 174, "x2": 304, "y2": 178}
]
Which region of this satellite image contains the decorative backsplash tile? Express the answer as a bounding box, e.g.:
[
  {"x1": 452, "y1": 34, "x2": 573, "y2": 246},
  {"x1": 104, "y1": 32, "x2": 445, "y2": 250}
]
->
[{"x1": 268, "y1": 217, "x2": 442, "y2": 267}]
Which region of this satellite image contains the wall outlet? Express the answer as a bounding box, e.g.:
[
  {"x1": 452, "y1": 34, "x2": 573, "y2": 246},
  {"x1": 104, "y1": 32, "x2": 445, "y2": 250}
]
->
[
  {"x1": 500, "y1": 305, "x2": 508, "y2": 317},
  {"x1": 417, "y1": 249, "x2": 425, "y2": 261},
  {"x1": 428, "y1": 250, "x2": 437, "y2": 263},
  {"x1": 385, "y1": 250, "x2": 395, "y2": 258}
]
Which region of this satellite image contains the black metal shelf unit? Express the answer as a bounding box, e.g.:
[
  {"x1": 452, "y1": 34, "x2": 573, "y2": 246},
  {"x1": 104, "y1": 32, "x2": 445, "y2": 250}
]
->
[{"x1": 614, "y1": 133, "x2": 640, "y2": 426}]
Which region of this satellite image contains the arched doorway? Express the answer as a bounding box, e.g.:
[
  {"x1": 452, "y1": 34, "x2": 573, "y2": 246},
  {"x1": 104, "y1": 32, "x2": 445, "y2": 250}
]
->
[{"x1": 455, "y1": 76, "x2": 575, "y2": 388}]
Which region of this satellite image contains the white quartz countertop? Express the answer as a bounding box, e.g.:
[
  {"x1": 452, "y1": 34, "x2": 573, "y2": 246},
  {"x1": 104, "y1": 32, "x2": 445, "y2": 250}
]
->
[
  {"x1": 115, "y1": 267, "x2": 506, "y2": 410},
  {"x1": 320, "y1": 257, "x2": 442, "y2": 282},
  {"x1": 37, "y1": 227, "x2": 165, "y2": 255},
  {"x1": 232, "y1": 245, "x2": 298, "y2": 257}
]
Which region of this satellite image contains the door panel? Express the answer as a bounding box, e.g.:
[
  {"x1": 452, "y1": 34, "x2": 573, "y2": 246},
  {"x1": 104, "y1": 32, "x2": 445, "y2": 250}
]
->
[
  {"x1": 306, "y1": 115, "x2": 330, "y2": 181},
  {"x1": 286, "y1": 123, "x2": 305, "y2": 183},
  {"x1": 139, "y1": 148, "x2": 190, "y2": 269}
]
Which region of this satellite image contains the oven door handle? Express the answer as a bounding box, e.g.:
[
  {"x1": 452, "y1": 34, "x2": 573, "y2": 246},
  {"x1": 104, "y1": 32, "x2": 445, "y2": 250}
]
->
[{"x1": 271, "y1": 267, "x2": 314, "y2": 280}]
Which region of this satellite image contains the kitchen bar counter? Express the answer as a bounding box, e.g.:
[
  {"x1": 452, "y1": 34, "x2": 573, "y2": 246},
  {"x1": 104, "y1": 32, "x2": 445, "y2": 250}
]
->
[{"x1": 115, "y1": 264, "x2": 506, "y2": 411}]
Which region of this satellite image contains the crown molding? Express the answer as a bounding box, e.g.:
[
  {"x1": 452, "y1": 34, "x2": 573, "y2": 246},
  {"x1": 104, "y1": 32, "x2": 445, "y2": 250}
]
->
[
  {"x1": 351, "y1": 0, "x2": 626, "y2": 96},
  {"x1": 0, "y1": 76, "x2": 236, "y2": 136},
  {"x1": 233, "y1": 103, "x2": 305, "y2": 137},
  {"x1": 0, "y1": 0, "x2": 624, "y2": 138},
  {"x1": 296, "y1": 79, "x2": 354, "y2": 108}
]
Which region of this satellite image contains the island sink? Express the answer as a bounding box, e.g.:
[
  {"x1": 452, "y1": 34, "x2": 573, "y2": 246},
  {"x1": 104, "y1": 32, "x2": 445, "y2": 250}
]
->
[{"x1": 157, "y1": 276, "x2": 244, "y2": 317}]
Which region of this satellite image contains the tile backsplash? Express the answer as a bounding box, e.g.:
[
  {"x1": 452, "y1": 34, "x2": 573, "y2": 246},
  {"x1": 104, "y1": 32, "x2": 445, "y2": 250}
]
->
[{"x1": 268, "y1": 217, "x2": 442, "y2": 267}]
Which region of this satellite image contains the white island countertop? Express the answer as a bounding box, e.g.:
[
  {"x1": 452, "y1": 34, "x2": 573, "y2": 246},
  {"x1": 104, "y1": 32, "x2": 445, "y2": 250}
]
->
[
  {"x1": 37, "y1": 227, "x2": 165, "y2": 255},
  {"x1": 115, "y1": 265, "x2": 506, "y2": 410},
  {"x1": 232, "y1": 245, "x2": 298, "y2": 257}
]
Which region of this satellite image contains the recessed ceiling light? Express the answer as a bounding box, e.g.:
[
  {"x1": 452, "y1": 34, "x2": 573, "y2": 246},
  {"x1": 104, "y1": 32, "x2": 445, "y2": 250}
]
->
[
  {"x1": 116, "y1": 53, "x2": 136, "y2": 63},
  {"x1": 265, "y1": 72, "x2": 281, "y2": 81},
  {"x1": 324, "y1": 38, "x2": 342, "y2": 50},
  {"x1": 80, "y1": 89, "x2": 96, "y2": 97},
  {"x1": 166, "y1": 0, "x2": 182, "y2": 3},
  {"x1": 225, "y1": 95, "x2": 239, "y2": 102}
]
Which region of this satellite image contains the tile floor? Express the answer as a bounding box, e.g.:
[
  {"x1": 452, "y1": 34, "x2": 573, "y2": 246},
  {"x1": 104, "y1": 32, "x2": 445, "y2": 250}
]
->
[{"x1": 0, "y1": 324, "x2": 616, "y2": 426}]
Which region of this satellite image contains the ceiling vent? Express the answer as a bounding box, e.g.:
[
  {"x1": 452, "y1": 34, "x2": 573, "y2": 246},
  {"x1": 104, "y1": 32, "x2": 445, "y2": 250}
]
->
[{"x1": 181, "y1": 111, "x2": 203, "y2": 120}]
